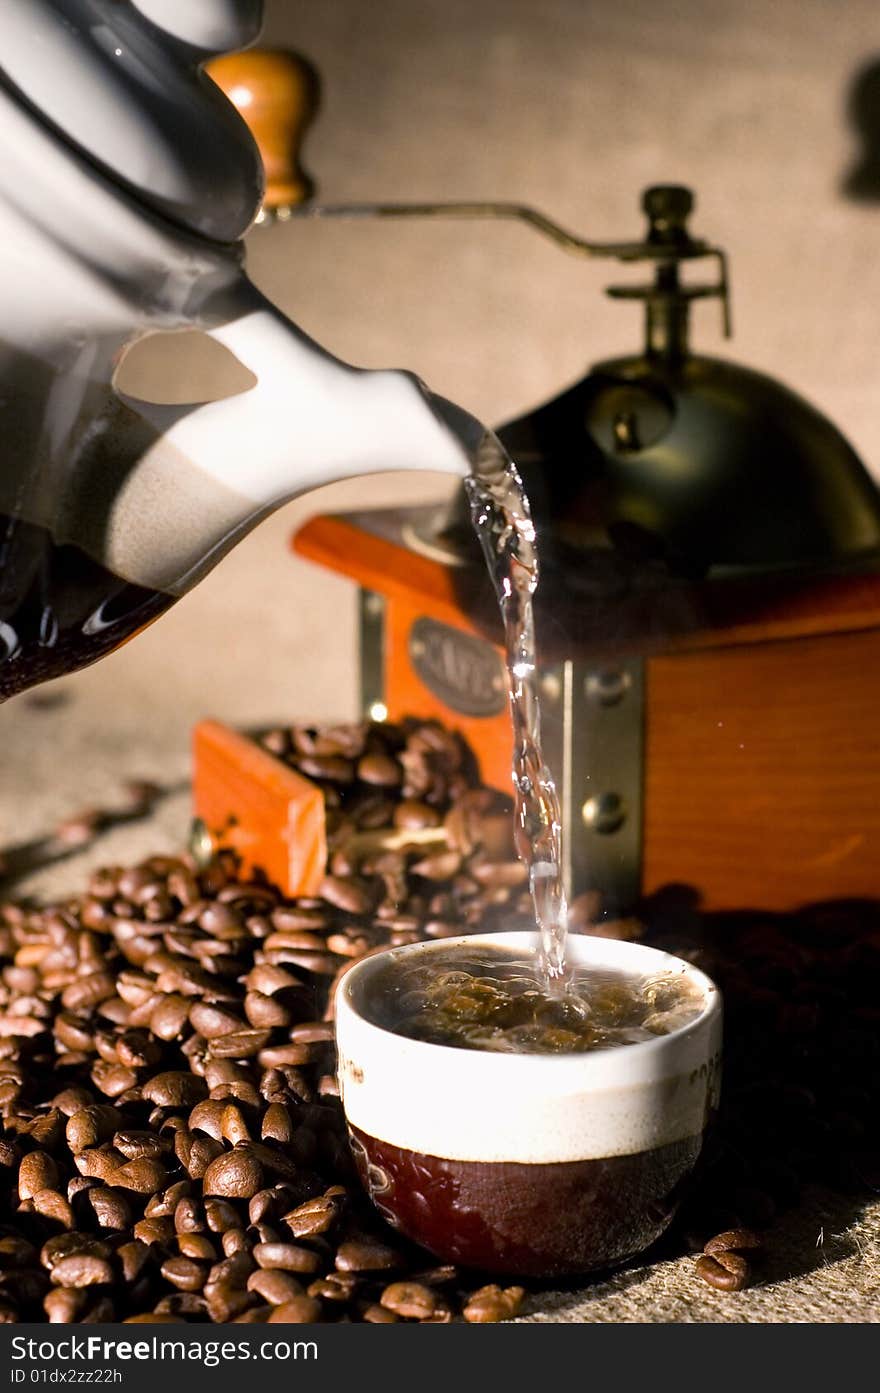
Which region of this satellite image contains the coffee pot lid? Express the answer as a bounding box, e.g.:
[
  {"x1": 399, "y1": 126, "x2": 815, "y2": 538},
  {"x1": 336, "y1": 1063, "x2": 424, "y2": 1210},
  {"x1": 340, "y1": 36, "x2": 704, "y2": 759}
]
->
[{"x1": 1, "y1": 0, "x2": 265, "y2": 243}]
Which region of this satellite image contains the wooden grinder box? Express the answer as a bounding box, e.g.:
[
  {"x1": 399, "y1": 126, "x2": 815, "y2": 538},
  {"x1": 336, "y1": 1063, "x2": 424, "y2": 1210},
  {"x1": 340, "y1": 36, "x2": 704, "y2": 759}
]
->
[{"x1": 289, "y1": 506, "x2": 880, "y2": 914}]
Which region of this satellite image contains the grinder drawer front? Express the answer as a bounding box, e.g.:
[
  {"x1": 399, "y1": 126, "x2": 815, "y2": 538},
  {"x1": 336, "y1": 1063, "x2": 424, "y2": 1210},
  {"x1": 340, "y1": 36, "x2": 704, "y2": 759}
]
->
[{"x1": 644, "y1": 627, "x2": 880, "y2": 909}]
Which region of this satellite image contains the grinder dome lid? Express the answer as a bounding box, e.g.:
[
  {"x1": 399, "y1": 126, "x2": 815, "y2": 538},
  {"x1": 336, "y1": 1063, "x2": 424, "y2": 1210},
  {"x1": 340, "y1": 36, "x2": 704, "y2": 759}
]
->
[{"x1": 0, "y1": 0, "x2": 265, "y2": 243}]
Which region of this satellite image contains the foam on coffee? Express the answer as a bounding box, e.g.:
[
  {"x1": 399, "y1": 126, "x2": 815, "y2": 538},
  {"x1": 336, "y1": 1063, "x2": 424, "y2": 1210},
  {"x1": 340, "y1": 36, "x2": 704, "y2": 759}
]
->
[{"x1": 362, "y1": 942, "x2": 705, "y2": 1054}]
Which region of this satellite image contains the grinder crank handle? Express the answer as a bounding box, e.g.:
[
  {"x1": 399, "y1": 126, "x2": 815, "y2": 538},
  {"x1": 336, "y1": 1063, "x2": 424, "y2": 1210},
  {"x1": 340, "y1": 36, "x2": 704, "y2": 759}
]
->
[{"x1": 208, "y1": 46, "x2": 730, "y2": 338}]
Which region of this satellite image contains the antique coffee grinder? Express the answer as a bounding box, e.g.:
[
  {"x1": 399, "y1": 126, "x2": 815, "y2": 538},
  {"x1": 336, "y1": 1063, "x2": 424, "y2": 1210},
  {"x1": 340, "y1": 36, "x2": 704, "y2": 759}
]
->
[{"x1": 213, "y1": 50, "x2": 880, "y2": 916}]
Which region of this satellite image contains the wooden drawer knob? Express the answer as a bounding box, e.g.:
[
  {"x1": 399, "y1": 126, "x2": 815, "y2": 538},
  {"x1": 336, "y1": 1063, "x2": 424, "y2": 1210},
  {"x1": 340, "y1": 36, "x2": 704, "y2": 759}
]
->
[{"x1": 206, "y1": 48, "x2": 317, "y2": 211}]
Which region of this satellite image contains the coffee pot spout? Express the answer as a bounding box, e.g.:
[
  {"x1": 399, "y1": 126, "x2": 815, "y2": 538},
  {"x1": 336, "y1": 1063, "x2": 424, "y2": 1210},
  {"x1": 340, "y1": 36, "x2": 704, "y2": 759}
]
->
[{"x1": 111, "y1": 279, "x2": 478, "y2": 597}]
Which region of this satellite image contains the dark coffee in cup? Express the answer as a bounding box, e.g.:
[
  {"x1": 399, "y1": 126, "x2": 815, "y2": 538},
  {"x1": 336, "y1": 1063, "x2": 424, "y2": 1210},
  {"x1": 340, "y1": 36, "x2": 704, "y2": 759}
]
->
[
  {"x1": 361, "y1": 942, "x2": 706, "y2": 1054},
  {"x1": 336, "y1": 933, "x2": 722, "y2": 1277}
]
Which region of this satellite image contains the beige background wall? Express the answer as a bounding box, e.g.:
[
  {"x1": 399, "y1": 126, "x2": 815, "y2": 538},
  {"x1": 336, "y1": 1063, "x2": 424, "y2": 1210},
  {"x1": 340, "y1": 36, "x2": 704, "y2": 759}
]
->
[{"x1": 5, "y1": 0, "x2": 880, "y2": 857}]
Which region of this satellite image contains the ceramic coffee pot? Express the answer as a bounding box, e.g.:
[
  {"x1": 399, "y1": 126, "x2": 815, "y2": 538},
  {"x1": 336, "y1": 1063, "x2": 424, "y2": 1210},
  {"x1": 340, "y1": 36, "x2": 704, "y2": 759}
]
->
[{"x1": 0, "y1": 0, "x2": 481, "y2": 700}]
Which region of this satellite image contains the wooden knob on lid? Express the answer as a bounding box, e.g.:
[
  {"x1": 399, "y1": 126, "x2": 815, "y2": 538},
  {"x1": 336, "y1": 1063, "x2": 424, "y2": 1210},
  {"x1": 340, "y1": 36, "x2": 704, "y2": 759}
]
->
[{"x1": 206, "y1": 47, "x2": 317, "y2": 212}]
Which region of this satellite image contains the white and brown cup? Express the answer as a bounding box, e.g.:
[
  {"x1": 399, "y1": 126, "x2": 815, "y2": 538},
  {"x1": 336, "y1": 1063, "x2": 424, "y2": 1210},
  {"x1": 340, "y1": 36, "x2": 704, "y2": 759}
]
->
[{"x1": 335, "y1": 931, "x2": 722, "y2": 1278}]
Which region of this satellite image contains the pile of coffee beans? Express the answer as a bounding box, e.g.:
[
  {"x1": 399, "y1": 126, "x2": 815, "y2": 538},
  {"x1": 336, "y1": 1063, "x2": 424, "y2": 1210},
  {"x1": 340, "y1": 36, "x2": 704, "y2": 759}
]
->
[
  {"x1": 0, "y1": 717, "x2": 876, "y2": 1319},
  {"x1": 0, "y1": 720, "x2": 533, "y2": 1324}
]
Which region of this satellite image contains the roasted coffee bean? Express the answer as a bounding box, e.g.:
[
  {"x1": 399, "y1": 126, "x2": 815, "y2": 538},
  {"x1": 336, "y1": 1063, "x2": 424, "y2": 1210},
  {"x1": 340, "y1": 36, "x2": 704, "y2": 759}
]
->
[
  {"x1": 282, "y1": 1196, "x2": 339, "y2": 1239},
  {"x1": 117, "y1": 1241, "x2": 151, "y2": 1284},
  {"x1": 296, "y1": 724, "x2": 365, "y2": 759},
  {"x1": 232, "y1": 1305, "x2": 273, "y2": 1324},
  {"x1": 185, "y1": 1138, "x2": 225, "y2": 1181},
  {"x1": 462, "y1": 1285, "x2": 525, "y2": 1323},
  {"x1": 133, "y1": 1217, "x2": 175, "y2": 1248},
  {"x1": 0, "y1": 1240, "x2": 33, "y2": 1288},
  {"x1": 142, "y1": 1073, "x2": 208, "y2": 1108},
  {"x1": 75, "y1": 1147, "x2": 124, "y2": 1183},
  {"x1": 220, "y1": 1105, "x2": 251, "y2": 1145},
  {"x1": 422, "y1": 919, "x2": 464, "y2": 939},
  {"x1": 188, "y1": 1100, "x2": 226, "y2": 1140},
  {"x1": 248, "y1": 1190, "x2": 277, "y2": 1226},
  {"x1": 244, "y1": 993, "x2": 291, "y2": 1029},
  {"x1": 198, "y1": 904, "x2": 244, "y2": 937},
  {"x1": 161, "y1": 1257, "x2": 207, "y2": 1292},
  {"x1": 410, "y1": 851, "x2": 462, "y2": 882},
  {"x1": 112, "y1": 1159, "x2": 169, "y2": 1194},
  {"x1": 178, "y1": 1234, "x2": 216, "y2": 1262},
  {"x1": 116, "y1": 1029, "x2": 161, "y2": 1071},
  {"x1": 201, "y1": 1063, "x2": 245, "y2": 1094},
  {"x1": 204, "y1": 1199, "x2": 239, "y2": 1234},
  {"x1": 393, "y1": 800, "x2": 442, "y2": 830},
  {"x1": 40, "y1": 1234, "x2": 108, "y2": 1271},
  {"x1": 33, "y1": 1189, "x2": 76, "y2": 1229},
  {"x1": 335, "y1": 1239, "x2": 402, "y2": 1273},
  {"x1": 261, "y1": 929, "x2": 325, "y2": 956},
  {"x1": 156, "y1": 1292, "x2": 210, "y2": 1319},
  {"x1": 296, "y1": 755, "x2": 355, "y2": 784},
  {"x1": 695, "y1": 1253, "x2": 750, "y2": 1291},
  {"x1": 257, "y1": 1044, "x2": 314, "y2": 1068},
  {"x1": 261, "y1": 1104, "x2": 294, "y2": 1145},
  {"x1": 247, "y1": 1269, "x2": 305, "y2": 1304},
  {"x1": 209, "y1": 1081, "x2": 262, "y2": 1108},
  {"x1": 44, "y1": 1288, "x2": 88, "y2": 1322},
  {"x1": 362, "y1": 1302, "x2": 401, "y2": 1323},
  {"x1": 222, "y1": 1230, "x2": 248, "y2": 1257},
  {"x1": 155, "y1": 962, "x2": 236, "y2": 999},
  {"x1": 113, "y1": 1130, "x2": 168, "y2": 1163},
  {"x1": 50, "y1": 1254, "x2": 115, "y2": 1289},
  {"x1": 308, "y1": 1272, "x2": 358, "y2": 1303},
  {"x1": 202, "y1": 1149, "x2": 264, "y2": 1200},
  {"x1": 267, "y1": 1296, "x2": 322, "y2": 1323},
  {"x1": 244, "y1": 964, "x2": 304, "y2": 996},
  {"x1": 270, "y1": 907, "x2": 330, "y2": 933},
  {"x1": 289, "y1": 1021, "x2": 335, "y2": 1044},
  {"x1": 357, "y1": 753, "x2": 402, "y2": 788},
  {"x1": 252, "y1": 1243, "x2": 321, "y2": 1274},
  {"x1": 408, "y1": 1265, "x2": 458, "y2": 1287},
  {"x1": 148, "y1": 996, "x2": 192, "y2": 1042},
  {"x1": 54, "y1": 1013, "x2": 95, "y2": 1053},
  {"x1": 50, "y1": 1087, "x2": 94, "y2": 1118},
  {"x1": 380, "y1": 1281, "x2": 441, "y2": 1320},
  {"x1": 318, "y1": 876, "x2": 375, "y2": 915},
  {"x1": 146, "y1": 1181, "x2": 192, "y2": 1217},
  {"x1": 122, "y1": 1314, "x2": 184, "y2": 1325},
  {"x1": 209, "y1": 1029, "x2": 272, "y2": 1059},
  {"x1": 174, "y1": 1197, "x2": 205, "y2": 1234},
  {"x1": 703, "y1": 1229, "x2": 763, "y2": 1257},
  {"x1": 258, "y1": 947, "x2": 338, "y2": 980},
  {"x1": 93, "y1": 1064, "x2": 138, "y2": 1098},
  {"x1": 66, "y1": 1106, "x2": 120, "y2": 1154},
  {"x1": 325, "y1": 928, "x2": 380, "y2": 959},
  {"x1": 206, "y1": 1252, "x2": 254, "y2": 1291},
  {"x1": 0, "y1": 1142, "x2": 19, "y2": 1171},
  {"x1": 61, "y1": 974, "x2": 117, "y2": 1013},
  {"x1": 85, "y1": 1188, "x2": 132, "y2": 1230},
  {"x1": 18, "y1": 1151, "x2": 59, "y2": 1200}
]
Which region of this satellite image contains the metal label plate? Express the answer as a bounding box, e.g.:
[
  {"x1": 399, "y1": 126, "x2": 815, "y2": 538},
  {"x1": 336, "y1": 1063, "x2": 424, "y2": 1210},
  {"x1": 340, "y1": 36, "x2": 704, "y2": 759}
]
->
[{"x1": 408, "y1": 617, "x2": 506, "y2": 718}]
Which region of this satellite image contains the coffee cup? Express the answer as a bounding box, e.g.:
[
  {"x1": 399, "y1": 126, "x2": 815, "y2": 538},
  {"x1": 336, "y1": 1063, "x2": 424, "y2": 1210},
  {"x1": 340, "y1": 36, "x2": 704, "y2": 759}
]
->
[{"x1": 335, "y1": 931, "x2": 722, "y2": 1278}]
